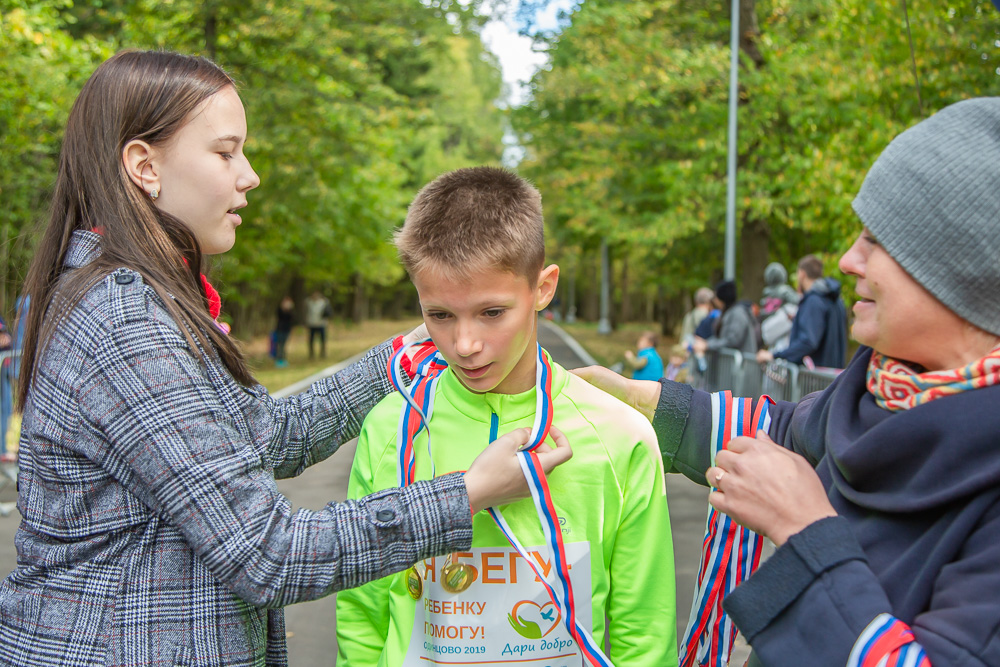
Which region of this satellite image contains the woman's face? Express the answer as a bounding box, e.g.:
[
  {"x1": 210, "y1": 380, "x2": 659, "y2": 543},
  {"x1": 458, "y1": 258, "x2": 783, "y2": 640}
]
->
[
  {"x1": 838, "y1": 228, "x2": 994, "y2": 370},
  {"x1": 152, "y1": 86, "x2": 260, "y2": 254}
]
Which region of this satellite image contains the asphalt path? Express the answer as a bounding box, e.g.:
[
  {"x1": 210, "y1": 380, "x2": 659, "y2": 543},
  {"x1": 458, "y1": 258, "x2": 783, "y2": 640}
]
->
[{"x1": 0, "y1": 321, "x2": 749, "y2": 665}]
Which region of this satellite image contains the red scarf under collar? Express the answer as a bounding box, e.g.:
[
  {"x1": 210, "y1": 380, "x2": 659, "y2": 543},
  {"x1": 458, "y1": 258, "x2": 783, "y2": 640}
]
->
[{"x1": 91, "y1": 227, "x2": 227, "y2": 332}]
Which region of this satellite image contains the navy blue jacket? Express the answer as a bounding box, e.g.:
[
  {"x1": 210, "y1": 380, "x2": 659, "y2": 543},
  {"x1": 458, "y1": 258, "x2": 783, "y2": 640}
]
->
[
  {"x1": 774, "y1": 277, "x2": 847, "y2": 368},
  {"x1": 654, "y1": 348, "x2": 1000, "y2": 666}
]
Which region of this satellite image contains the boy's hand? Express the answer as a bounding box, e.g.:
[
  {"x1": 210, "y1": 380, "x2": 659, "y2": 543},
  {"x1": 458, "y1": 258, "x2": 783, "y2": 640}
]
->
[
  {"x1": 571, "y1": 366, "x2": 661, "y2": 422},
  {"x1": 464, "y1": 426, "x2": 572, "y2": 514}
]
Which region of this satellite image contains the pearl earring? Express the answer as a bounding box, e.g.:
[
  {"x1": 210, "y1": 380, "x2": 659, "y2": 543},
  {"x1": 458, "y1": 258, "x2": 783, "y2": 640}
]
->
[{"x1": 149, "y1": 188, "x2": 159, "y2": 201}]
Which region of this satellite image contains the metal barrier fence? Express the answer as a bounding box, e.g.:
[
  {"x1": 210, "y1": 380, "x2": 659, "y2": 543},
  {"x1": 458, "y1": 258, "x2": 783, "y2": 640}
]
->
[
  {"x1": 796, "y1": 367, "x2": 841, "y2": 399},
  {"x1": 0, "y1": 351, "x2": 20, "y2": 515},
  {"x1": 693, "y1": 348, "x2": 839, "y2": 402}
]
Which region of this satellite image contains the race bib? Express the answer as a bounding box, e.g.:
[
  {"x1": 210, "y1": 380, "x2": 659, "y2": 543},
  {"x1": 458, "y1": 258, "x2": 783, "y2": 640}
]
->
[{"x1": 403, "y1": 542, "x2": 595, "y2": 666}]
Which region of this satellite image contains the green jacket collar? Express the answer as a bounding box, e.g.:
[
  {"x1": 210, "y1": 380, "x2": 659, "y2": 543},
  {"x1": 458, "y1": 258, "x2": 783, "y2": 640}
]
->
[{"x1": 438, "y1": 348, "x2": 568, "y2": 423}]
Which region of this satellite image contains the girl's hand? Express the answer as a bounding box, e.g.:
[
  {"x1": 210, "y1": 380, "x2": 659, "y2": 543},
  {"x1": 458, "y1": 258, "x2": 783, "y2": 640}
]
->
[
  {"x1": 464, "y1": 426, "x2": 572, "y2": 514},
  {"x1": 571, "y1": 366, "x2": 661, "y2": 422},
  {"x1": 706, "y1": 431, "x2": 837, "y2": 546}
]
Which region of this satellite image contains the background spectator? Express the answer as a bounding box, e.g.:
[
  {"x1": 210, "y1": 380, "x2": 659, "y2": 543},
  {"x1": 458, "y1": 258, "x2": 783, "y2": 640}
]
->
[
  {"x1": 758, "y1": 254, "x2": 848, "y2": 368},
  {"x1": 693, "y1": 279, "x2": 759, "y2": 358},
  {"x1": 664, "y1": 343, "x2": 690, "y2": 384},
  {"x1": 304, "y1": 291, "x2": 331, "y2": 359},
  {"x1": 760, "y1": 262, "x2": 800, "y2": 315},
  {"x1": 759, "y1": 262, "x2": 800, "y2": 352},
  {"x1": 625, "y1": 330, "x2": 665, "y2": 380},
  {"x1": 274, "y1": 296, "x2": 295, "y2": 368},
  {"x1": 681, "y1": 286, "x2": 715, "y2": 346}
]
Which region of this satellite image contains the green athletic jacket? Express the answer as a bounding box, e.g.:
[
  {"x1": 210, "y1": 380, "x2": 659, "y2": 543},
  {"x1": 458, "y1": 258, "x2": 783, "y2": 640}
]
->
[{"x1": 336, "y1": 354, "x2": 677, "y2": 667}]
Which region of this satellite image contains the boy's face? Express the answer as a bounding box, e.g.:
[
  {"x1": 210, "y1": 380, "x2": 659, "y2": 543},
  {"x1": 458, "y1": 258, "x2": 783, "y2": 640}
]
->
[{"x1": 412, "y1": 263, "x2": 559, "y2": 395}]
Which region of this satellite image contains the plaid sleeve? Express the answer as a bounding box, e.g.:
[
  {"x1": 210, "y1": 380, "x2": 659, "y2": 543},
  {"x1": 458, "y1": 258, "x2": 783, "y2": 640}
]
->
[
  {"x1": 250, "y1": 339, "x2": 396, "y2": 479},
  {"x1": 75, "y1": 316, "x2": 472, "y2": 606}
]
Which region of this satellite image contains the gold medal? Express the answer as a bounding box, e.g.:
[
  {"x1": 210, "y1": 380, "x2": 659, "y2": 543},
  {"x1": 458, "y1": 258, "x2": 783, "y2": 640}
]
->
[
  {"x1": 440, "y1": 554, "x2": 476, "y2": 593},
  {"x1": 405, "y1": 565, "x2": 423, "y2": 600}
]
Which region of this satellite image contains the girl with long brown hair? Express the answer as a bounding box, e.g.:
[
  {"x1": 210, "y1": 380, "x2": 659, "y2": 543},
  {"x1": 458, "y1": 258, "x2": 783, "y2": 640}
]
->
[{"x1": 0, "y1": 50, "x2": 569, "y2": 666}]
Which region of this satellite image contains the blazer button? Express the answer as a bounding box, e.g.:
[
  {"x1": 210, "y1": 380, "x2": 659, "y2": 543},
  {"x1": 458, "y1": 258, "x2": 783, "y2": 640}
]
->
[
  {"x1": 115, "y1": 274, "x2": 135, "y2": 284},
  {"x1": 376, "y1": 509, "x2": 396, "y2": 522}
]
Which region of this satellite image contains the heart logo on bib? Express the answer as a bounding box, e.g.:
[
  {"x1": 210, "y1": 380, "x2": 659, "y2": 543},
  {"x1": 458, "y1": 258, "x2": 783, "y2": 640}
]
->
[{"x1": 507, "y1": 599, "x2": 562, "y2": 639}]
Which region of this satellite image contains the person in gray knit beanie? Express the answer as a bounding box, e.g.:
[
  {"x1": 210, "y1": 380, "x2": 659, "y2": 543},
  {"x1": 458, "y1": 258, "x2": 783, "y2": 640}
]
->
[
  {"x1": 575, "y1": 96, "x2": 1000, "y2": 667},
  {"x1": 760, "y1": 262, "x2": 800, "y2": 310},
  {"x1": 851, "y1": 97, "x2": 1000, "y2": 336}
]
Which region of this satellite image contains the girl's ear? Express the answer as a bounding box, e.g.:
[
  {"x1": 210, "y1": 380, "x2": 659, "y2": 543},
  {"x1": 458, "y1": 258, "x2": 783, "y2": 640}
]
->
[
  {"x1": 122, "y1": 139, "x2": 160, "y2": 198},
  {"x1": 534, "y1": 264, "x2": 560, "y2": 311}
]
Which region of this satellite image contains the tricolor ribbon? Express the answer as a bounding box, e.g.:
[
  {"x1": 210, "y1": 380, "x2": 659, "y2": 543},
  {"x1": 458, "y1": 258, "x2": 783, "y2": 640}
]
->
[
  {"x1": 388, "y1": 341, "x2": 448, "y2": 486},
  {"x1": 679, "y1": 391, "x2": 771, "y2": 667},
  {"x1": 847, "y1": 613, "x2": 932, "y2": 667},
  {"x1": 391, "y1": 340, "x2": 612, "y2": 667}
]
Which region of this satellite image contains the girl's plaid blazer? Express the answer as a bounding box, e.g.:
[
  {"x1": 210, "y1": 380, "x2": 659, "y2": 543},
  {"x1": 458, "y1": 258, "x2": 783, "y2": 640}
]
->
[{"x1": 0, "y1": 231, "x2": 472, "y2": 666}]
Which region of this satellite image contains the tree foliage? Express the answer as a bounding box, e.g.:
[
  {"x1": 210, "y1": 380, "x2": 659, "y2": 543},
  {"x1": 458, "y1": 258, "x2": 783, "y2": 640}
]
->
[
  {"x1": 4, "y1": 0, "x2": 999, "y2": 334},
  {"x1": 515, "y1": 0, "x2": 1000, "y2": 328},
  {"x1": 1, "y1": 0, "x2": 506, "y2": 330}
]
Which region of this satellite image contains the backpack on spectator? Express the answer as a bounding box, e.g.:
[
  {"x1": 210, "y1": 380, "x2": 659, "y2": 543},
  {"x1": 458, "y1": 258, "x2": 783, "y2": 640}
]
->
[
  {"x1": 739, "y1": 301, "x2": 765, "y2": 351},
  {"x1": 761, "y1": 303, "x2": 797, "y2": 349}
]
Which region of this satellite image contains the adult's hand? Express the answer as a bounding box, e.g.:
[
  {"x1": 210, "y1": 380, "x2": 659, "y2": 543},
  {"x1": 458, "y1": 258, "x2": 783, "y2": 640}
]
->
[
  {"x1": 691, "y1": 337, "x2": 708, "y2": 355},
  {"x1": 756, "y1": 349, "x2": 775, "y2": 364},
  {"x1": 571, "y1": 366, "x2": 661, "y2": 422},
  {"x1": 401, "y1": 322, "x2": 429, "y2": 346},
  {"x1": 464, "y1": 426, "x2": 572, "y2": 514},
  {"x1": 706, "y1": 431, "x2": 837, "y2": 547}
]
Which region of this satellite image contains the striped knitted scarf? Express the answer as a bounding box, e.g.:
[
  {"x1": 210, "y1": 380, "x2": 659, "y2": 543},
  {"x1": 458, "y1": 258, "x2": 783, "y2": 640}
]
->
[{"x1": 866, "y1": 346, "x2": 1000, "y2": 411}]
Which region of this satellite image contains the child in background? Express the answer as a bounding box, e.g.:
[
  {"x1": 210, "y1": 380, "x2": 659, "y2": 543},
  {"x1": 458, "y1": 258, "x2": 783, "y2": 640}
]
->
[
  {"x1": 336, "y1": 167, "x2": 676, "y2": 667},
  {"x1": 664, "y1": 343, "x2": 690, "y2": 384},
  {"x1": 624, "y1": 330, "x2": 665, "y2": 380}
]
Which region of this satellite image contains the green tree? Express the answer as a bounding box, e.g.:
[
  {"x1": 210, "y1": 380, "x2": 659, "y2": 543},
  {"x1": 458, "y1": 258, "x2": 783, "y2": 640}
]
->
[
  {"x1": 515, "y1": 0, "x2": 1000, "y2": 331},
  {"x1": 0, "y1": 1, "x2": 111, "y2": 320},
  {"x1": 5, "y1": 0, "x2": 507, "y2": 331}
]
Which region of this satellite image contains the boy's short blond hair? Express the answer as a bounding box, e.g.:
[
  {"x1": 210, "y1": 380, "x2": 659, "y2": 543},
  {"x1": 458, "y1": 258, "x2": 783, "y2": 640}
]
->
[{"x1": 395, "y1": 166, "x2": 544, "y2": 283}]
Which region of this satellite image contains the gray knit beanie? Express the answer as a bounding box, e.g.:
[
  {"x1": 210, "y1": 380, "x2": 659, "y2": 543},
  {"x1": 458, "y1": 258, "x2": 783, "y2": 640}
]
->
[
  {"x1": 852, "y1": 97, "x2": 1000, "y2": 336},
  {"x1": 763, "y1": 262, "x2": 788, "y2": 287}
]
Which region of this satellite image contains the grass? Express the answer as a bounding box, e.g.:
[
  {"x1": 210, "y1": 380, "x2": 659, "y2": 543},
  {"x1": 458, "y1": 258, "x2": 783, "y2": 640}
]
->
[
  {"x1": 244, "y1": 317, "x2": 423, "y2": 393},
  {"x1": 556, "y1": 321, "x2": 678, "y2": 368}
]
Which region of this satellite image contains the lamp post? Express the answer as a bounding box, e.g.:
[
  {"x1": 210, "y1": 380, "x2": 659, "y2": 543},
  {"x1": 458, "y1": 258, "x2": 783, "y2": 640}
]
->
[
  {"x1": 597, "y1": 238, "x2": 612, "y2": 335},
  {"x1": 724, "y1": 0, "x2": 740, "y2": 281}
]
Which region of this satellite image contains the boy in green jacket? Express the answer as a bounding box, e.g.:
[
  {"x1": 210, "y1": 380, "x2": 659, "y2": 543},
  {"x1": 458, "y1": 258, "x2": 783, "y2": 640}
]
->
[{"x1": 336, "y1": 167, "x2": 676, "y2": 667}]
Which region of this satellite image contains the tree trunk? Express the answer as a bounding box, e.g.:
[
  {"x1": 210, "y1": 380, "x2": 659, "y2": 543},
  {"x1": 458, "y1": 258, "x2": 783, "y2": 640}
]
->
[
  {"x1": 734, "y1": 0, "x2": 767, "y2": 301},
  {"x1": 735, "y1": 0, "x2": 764, "y2": 69},
  {"x1": 205, "y1": 9, "x2": 217, "y2": 62},
  {"x1": 740, "y1": 214, "x2": 770, "y2": 302},
  {"x1": 351, "y1": 273, "x2": 368, "y2": 323},
  {"x1": 618, "y1": 251, "x2": 631, "y2": 324},
  {"x1": 582, "y1": 254, "x2": 600, "y2": 322},
  {"x1": 387, "y1": 284, "x2": 405, "y2": 320}
]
